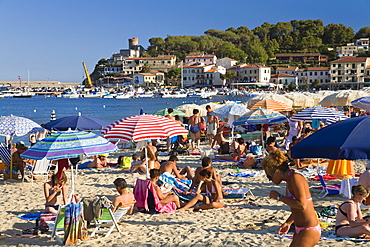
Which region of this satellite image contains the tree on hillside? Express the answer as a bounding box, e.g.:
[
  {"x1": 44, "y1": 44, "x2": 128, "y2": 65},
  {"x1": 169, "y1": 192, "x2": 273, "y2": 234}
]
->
[
  {"x1": 243, "y1": 38, "x2": 269, "y2": 64},
  {"x1": 322, "y1": 24, "x2": 354, "y2": 44},
  {"x1": 215, "y1": 42, "x2": 247, "y2": 62},
  {"x1": 253, "y1": 22, "x2": 273, "y2": 40},
  {"x1": 355, "y1": 27, "x2": 370, "y2": 39}
]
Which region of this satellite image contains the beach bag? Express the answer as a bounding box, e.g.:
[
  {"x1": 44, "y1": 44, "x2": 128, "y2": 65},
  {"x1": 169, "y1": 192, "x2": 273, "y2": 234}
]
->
[
  {"x1": 121, "y1": 157, "x2": 132, "y2": 170},
  {"x1": 250, "y1": 145, "x2": 262, "y2": 156}
]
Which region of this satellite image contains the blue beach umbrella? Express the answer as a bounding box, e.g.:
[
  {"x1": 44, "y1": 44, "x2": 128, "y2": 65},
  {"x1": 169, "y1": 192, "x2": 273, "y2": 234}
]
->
[
  {"x1": 351, "y1": 96, "x2": 370, "y2": 111},
  {"x1": 233, "y1": 108, "x2": 287, "y2": 125},
  {"x1": 44, "y1": 115, "x2": 109, "y2": 131},
  {"x1": 21, "y1": 130, "x2": 117, "y2": 160},
  {"x1": 291, "y1": 115, "x2": 370, "y2": 160},
  {"x1": 290, "y1": 106, "x2": 349, "y2": 124},
  {"x1": 0, "y1": 115, "x2": 41, "y2": 137},
  {"x1": 211, "y1": 104, "x2": 250, "y2": 117}
]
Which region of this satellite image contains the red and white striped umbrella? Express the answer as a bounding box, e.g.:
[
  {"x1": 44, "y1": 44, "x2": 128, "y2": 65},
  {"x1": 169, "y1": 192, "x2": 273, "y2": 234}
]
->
[{"x1": 102, "y1": 114, "x2": 188, "y2": 141}]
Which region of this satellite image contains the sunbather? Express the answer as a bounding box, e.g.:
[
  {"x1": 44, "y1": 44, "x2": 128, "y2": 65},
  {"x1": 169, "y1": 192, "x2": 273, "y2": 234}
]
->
[
  {"x1": 140, "y1": 140, "x2": 160, "y2": 170},
  {"x1": 150, "y1": 169, "x2": 180, "y2": 208},
  {"x1": 262, "y1": 150, "x2": 320, "y2": 247},
  {"x1": 112, "y1": 178, "x2": 135, "y2": 214},
  {"x1": 214, "y1": 138, "x2": 246, "y2": 161},
  {"x1": 266, "y1": 136, "x2": 278, "y2": 154},
  {"x1": 188, "y1": 157, "x2": 221, "y2": 193},
  {"x1": 335, "y1": 184, "x2": 370, "y2": 237},
  {"x1": 179, "y1": 169, "x2": 224, "y2": 211},
  {"x1": 160, "y1": 155, "x2": 193, "y2": 180},
  {"x1": 11, "y1": 143, "x2": 29, "y2": 180},
  {"x1": 44, "y1": 172, "x2": 67, "y2": 214},
  {"x1": 129, "y1": 154, "x2": 146, "y2": 174},
  {"x1": 88, "y1": 154, "x2": 108, "y2": 168}
]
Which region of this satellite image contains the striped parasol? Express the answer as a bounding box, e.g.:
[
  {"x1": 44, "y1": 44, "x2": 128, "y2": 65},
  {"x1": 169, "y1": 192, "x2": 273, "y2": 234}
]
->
[
  {"x1": 249, "y1": 99, "x2": 292, "y2": 111},
  {"x1": 233, "y1": 108, "x2": 288, "y2": 125},
  {"x1": 290, "y1": 106, "x2": 348, "y2": 123},
  {"x1": 351, "y1": 96, "x2": 370, "y2": 111},
  {"x1": 102, "y1": 114, "x2": 189, "y2": 142},
  {"x1": 21, "y1": 131, "x2": 117, "y2": 160}
]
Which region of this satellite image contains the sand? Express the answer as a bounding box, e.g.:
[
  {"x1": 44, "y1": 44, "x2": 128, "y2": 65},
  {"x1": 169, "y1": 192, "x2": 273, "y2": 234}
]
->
[{"x1": 0, "y1": 146, "x2": 369, "y2": 247}]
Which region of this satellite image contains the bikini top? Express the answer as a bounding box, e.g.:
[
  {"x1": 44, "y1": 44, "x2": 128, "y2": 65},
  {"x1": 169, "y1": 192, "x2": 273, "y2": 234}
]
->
[
  {"x1": 338, "y1": 200, "x2": 354, "y2": 218},
  {"x1": 205, "y1": 179, "x2": 217, "y2": 194},
  {"x1": 286, "y1": 169, "x2": 312, "y2": 201}
]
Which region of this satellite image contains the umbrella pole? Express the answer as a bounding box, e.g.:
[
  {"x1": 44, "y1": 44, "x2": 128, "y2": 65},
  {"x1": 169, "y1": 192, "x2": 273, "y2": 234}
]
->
[
  {"x1": 9, "y1": 136, "x2": 13, "y2": 179},
  {"x1": 145, "y1": 144, "x2": 149, "y2": 179}
]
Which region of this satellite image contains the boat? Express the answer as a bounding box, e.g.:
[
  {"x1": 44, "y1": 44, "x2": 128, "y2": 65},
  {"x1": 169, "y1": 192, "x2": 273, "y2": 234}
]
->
[
  {"x1": 136, "y1": 92, "x2": 154, "y2": 98},
  {"x1": 62, "y1": 93, "x2": 80, "y2": 98},
  {"x1": 101, "y1": 93, "x2": 116, "y2": 99},
  {"x1": 162, "y1": 91, "x2": 187, "y2": 98},
  {"x1": 116, "y1": 91, "x2": 135, "y2": 99},
  {"x1": 13, "y1": 92, "x2": 35, "y2": 98}
]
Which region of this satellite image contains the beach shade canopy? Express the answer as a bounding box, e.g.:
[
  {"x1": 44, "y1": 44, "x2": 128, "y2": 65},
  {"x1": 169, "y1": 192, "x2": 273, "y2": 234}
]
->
[
  {"x1": 290, "y1": 106, "x2": 349, "y2": 123},
  {"x1": 249, "y1": 99, "x2": 292, "y2": 111},
  {"x1": 175, "y1": 104, "x2": 203, "y2": 117},
  {"x1": 20, "y1": 130, "x2": 117, "y2": 160},
  {"x1": 291, "y1": 115, "x2": 370, "y2": 160},
  {"x1": 233, "y1": 108, "x2": 288, "y2": 126},
  {"x1": 102, "y1": 114, "x2": 189, "y2": 142},
  {"x1": 44, "y1": 115, "x2": 109, "y2": 131},
  {"x1": 351, "y1": 96, "x2": 370, "y2": 111},
  {"x1": 284, "y1": 92, "x2": 316, "y2": 109},
  {"x1": 154, "y1": 108, "x2": 185, "y2": 117},
  {"x1": 0, "y1": 115, "x2": 41, "y2": 137},
  {"x1": 319, "y1": 90, "x2": 369, "y2": 107},
  {"x1": 247, "y1": 93, "x2": 293, "y2": 108},
  {"x1": 211, "y1": 104, "x2": 250, "y2": 117}
]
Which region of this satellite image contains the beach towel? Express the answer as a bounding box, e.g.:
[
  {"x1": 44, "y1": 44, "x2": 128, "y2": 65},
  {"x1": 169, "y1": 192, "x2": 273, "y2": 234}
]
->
[
  {"x1": 133, "y1": 179, "x2": 176, "y2": 213},
  {"x1": 228, "y1": 171, "x2": 264, "y2": 178},
  {"x1": 159, "y1": 173, "x2": 191, "y2": 192},
  {"x1": 279, "y1": 229, "x2": 370, "y2": 242},
  {"x1": 63, "y1": 202, "x2": 88, "y2": 245},
  {"x1": 310, "y1": 174, "x2": 339, "y2": 181}
]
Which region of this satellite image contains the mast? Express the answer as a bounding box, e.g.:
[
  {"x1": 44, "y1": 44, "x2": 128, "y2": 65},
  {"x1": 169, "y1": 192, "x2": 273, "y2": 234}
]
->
[{"x1": 180, "y1": 61, "x2": 183, "y2": 89}]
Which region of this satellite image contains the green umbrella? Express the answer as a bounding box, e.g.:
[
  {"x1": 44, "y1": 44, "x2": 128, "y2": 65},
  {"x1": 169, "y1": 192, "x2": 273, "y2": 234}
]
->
[{"x1": 154, "y1": 108, "x2": 185, "y2": 117}]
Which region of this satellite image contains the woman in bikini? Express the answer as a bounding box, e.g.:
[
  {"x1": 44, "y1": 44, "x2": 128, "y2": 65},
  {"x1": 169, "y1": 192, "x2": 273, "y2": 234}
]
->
[
  {"x1": 179, "y1": 169, "x2": 224, "y2": 211},
  {"x1": 335, "y1": 184, "x2": 370, "y2": 237},
  {"x1": 262, "y1": 150, "x2": 320, "y2": 247},
  {"x1": 44, "y1": 172, "x2": 68, "y2": 214},
  {"x1": 214, "y1": 137, "x2": 246, "y2": 161},
  {"x1": 188, "y1": 109, "x2": 201, "y2": 150}
]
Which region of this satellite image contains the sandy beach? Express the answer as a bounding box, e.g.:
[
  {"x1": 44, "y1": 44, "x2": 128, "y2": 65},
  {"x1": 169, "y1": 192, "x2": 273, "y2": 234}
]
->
[{"x1": 0, "y1": 146, "x2": 369, "y2": 247}]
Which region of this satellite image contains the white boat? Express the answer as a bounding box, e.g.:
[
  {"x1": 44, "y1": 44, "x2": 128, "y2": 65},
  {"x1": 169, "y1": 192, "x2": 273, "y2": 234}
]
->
[
  {"x1": 162, "y1": 91, "x2": 187, "y2": 98},
  {"x1": 1, "y1": 90, "x2": 24, "y2": 97},
  {"x1": 13, "y1": 92, "x2": 35, "y2": 98},
  {"x1": 101, "y1": 93, "x2": 116, "y2": 99},
  {"x1": 136, "y1": 92, "x2": 154, "y2": 98},
  {"x1": 116, "y1": 91, "x2": 135, "y2": 99},
  {"x1": 62, "y1": 93, "x2": 80, "y2": 98}
]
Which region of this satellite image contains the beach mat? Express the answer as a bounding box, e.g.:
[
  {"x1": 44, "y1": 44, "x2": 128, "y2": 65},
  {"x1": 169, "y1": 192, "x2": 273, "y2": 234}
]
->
[{"x1": 279, "y1": 229, "x2": 370, "y2": 242}]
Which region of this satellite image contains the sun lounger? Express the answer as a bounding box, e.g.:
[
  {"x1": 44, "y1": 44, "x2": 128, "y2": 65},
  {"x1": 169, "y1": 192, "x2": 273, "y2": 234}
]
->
[{"x1": 315, "y1": 174, "x2": 341, "y2": 198}]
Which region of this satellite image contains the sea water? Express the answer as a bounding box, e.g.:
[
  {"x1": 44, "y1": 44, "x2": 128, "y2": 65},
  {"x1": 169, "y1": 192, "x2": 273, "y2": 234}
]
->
[{"x1": 0, "y1": 95, "x2": 249, "y2": 144}]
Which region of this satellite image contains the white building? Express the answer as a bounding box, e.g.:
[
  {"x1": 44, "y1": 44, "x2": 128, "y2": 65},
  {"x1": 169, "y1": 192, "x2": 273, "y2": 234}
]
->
[
  {"x1": 182, "y1": 65, "x2": 225, "y2": 87},
  {"x1": 184, "y1": 54, "x2": 217, "y2": 66},
  {"x1": 270, "y1": 74, "x2": 298, "y2": 88},
  {"x1": 239, "y1": 65, "x2": 271, "y2": 83},
  {"x1": 215, "y1": 57, "x2": 238, "y2": 69}
]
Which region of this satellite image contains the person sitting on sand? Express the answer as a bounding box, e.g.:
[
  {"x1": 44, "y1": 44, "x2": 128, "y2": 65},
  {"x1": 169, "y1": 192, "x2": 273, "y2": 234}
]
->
[
  {"x1": 262, "y1": 150, "x2": 321, "y2": 247},
  {"x1": 335, "y1": 184, "x2": 370, "y2": 237},
  {"x1": 214, "y1": 127, "x2": 226, "y2": 153},
  {"x1": 112, "y1": 178, "x2": 136, "y2": 214},
  {"x1": 214, "y1": 138, "x2": 246, "y2": 161},
  {"x1": 11, "y1": 143, "x2": 29, "y2": 180},
  {"x1": 266, "y1": 136, "x2": 278, "y2": 154},
  {"x1": 179, "y1": 169, "x2": 224, "y2": 211},
  {"x1": 44, "y1": 172, "x2": 68, "y2": 214},
  {"x1": 188, "y1": 157, "x2": 221, "y2": 193},
  {"x1": 141, "y1": 140, "x2": 160, "y2": 169},
  {"x1": 88, "y1": 154, "x2": 108, "y2": 168},
  {"x1": 150, "y1": 169, "x2": 180, "y2": 209},
  {"x1": 130, "y1": 153, "x2": 146, "y2": 174},
  {"x1": 160, "y1": 155, "x2": 194, "y2": 180}
]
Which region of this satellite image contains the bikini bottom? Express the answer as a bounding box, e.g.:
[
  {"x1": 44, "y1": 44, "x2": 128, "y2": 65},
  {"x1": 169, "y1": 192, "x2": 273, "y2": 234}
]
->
[{"x1": 295, "y1": 224, "x2": 321, "y2": 235}]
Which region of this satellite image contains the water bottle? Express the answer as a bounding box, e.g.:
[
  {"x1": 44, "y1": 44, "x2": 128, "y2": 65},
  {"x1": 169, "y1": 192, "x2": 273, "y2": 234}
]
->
[{"x1": 235, "y1": 166, "x2": 240, "y2": 173}]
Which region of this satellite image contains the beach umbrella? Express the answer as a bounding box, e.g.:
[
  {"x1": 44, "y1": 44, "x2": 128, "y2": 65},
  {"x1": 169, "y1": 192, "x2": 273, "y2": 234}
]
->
[
  {"x1": 284, "y1": 92, "x2": 316, "y2": 109},
  {"x1": 247, "y1": 93, "x2": 293, "y2": 108},
  {"x1": 291, "y1": 115, "x2": 370, "y2": 160},
  {"x1": 154, "y1": 108, "x2": 185, "y2": 117},
  {"x1": 211, "y1": 104, "x2": 250, "y2": 117},
  {"x1": 43, "y1": 115, "x2": 109, "y2": 131},
  {"x1": 102, "y1": 115, "x2": 188, "y2": 177},
  {"x1": 290, "y1": 106, "x2": 349, "y2": 123},
  {"x1": 21, "y1": 130, "x2": 117, "y2": 160},
  {"x1": 102, "y1": 114, "x2": 189, "y2": 142},
  {"x1": 175, "y1": 104, "x2": 203, "y2": 117},
  {"x1": 351, "y1": 96, "x2": 370, "y2": 111},
  {"x1": 233, "y1": 108, "x2": 288, "y2": 126},
  {"x1": 249, "y1": 99, "x2": 292, "y2": 111},
  {"x1": 319, "y1": 90, "x2": 369, "y2": 107},
  {"x1": 0, "y1": 115, "x2": 41, "y2": 137}
]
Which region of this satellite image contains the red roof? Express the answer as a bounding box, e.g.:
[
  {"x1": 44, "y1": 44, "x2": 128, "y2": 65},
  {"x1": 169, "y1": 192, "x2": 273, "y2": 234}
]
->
[
  {"x1": 330, "y1": 57, "x2": 369, "y2": 63},
  {"x1": 307, "y1": 67, "x2": 329, "y2": 71},
  {"x1": 276, "y1": 67, "x2": 298, "y2": 71},
  {"x1": 271, "y1": 73, "x2": 297, "y2": 78}
]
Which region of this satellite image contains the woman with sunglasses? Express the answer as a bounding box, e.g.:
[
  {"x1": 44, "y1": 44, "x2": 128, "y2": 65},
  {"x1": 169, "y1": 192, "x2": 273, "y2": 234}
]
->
[{"x1": 262, "y1": 150, "x2": 320, "y2": 247}]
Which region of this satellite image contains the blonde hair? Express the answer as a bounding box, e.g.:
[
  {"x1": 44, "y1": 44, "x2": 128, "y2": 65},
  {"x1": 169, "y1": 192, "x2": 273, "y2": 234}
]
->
[{"x1": 261, "y1": 150, "x2": 288, "y2": 172}]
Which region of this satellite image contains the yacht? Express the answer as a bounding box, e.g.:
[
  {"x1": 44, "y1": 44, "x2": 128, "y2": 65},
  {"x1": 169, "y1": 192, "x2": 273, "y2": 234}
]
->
[
  {"x1": 136, "y1": 92, "x2": 154, "y2": 98},
  {"x1": 116, "y1": 91, "x2": 135, "y2": 99}
]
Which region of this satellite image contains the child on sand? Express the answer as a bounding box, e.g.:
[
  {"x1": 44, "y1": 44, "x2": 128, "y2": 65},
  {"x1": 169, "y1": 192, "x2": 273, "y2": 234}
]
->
[{"x1": 112, "y1": 178, "x2": 135, "y2": 213}]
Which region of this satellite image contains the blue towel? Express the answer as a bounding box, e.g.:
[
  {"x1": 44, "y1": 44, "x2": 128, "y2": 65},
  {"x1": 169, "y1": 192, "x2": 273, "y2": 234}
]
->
[
  {"x1": 228, "y1": 172, "x2": 258, "y2": 178},
  {"x1": 78, "y1": 161, "x2": 91, "y2": 169},
  {"x1": 18, "y1": 212, "x2": 43, "y2": 221}
]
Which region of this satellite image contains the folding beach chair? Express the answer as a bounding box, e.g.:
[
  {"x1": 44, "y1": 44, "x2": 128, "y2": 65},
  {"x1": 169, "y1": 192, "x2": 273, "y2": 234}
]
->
[
  {"x1": 0, "y1": 143, "x2": 11, "y2": 167},
  {"x1": 23, "y1": 158, "x2": 52, "y2": 185},
  {"x1": 90, "y1": 196, "x2": 130, "y2": 238},
  {"x1": 45, "y1": 205, "x2": 66, "y2": 245},
  {"x1": 317, "y1": 174, "x2": 341, "y2": 198}
]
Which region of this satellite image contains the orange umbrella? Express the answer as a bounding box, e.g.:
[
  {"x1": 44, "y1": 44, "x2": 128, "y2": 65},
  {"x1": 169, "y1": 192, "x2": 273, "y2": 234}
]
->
[
  {"x1": 249, "y1": 99, "x2": 292, "y2": 111},
  {"x1": 326, "y1": 159, "x2": 355, "y2": 180}
]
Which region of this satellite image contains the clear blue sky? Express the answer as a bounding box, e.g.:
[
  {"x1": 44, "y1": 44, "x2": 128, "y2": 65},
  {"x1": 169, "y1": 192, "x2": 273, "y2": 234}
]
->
[{"x1": 1, "y1": 0, "x2": 369, "y2": 83}]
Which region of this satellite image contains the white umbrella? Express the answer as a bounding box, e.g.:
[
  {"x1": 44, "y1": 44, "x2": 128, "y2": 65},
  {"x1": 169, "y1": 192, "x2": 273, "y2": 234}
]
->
[
  {"x1": 247, "y1": 93, "x2": 293, "y2": 108},
  {"x1": 175, "y1": 104, "x2": 205, "y2": 117},
  {"x1": 320, "y1": 90, "x2": 369, "y2": 107},
  {"x1": 284, "y1": 92, "x2": 316, "y2": 109}
]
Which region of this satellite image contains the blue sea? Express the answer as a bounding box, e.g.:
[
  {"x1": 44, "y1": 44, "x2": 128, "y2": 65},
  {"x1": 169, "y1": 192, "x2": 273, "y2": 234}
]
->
[{"x1": 1, "y1": 95, "x2": 249, "y2": 144}]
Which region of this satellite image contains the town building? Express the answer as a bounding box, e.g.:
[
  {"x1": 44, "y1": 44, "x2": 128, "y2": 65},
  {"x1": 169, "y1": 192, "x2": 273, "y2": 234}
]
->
[
  {"x1": 270, "y1": 74, "x2": 298, "y2": 88},
  {"x1": 227, "y1": 64, "x2": 271, "y2": 86},
  {"x1": 184, "y1": 54, "x2": 217, "y2": 66},
  {"x1": 108, "y1": 37, "x2": 146, "y2": 65},
  {"x1": 122, "y1": 55, "x2": 176, "y2": 75},
  {"x1": 215, "y1": 57, "x2": 238, "y2": 69},
  {"x1": 182, "y1": 65, "x2": 225, "y2": 87},
  {"x1": 274, "y1": 53, "x2": 328, "y2": 64},
  {"x1": 336, "y1": 43, "x2": 358, "y2": 57},
  {"x1": 275, "y1": 67, "x2": 298, "y2": 75},
  {"x1": 132, "y1": 71, "x2": 165, "y2": 88}
]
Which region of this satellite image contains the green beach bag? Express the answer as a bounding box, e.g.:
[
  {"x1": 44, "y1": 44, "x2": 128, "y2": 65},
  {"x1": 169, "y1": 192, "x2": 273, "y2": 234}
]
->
[{"x1": 121, "y1": 157, "x2": 132, "y2": 170}]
